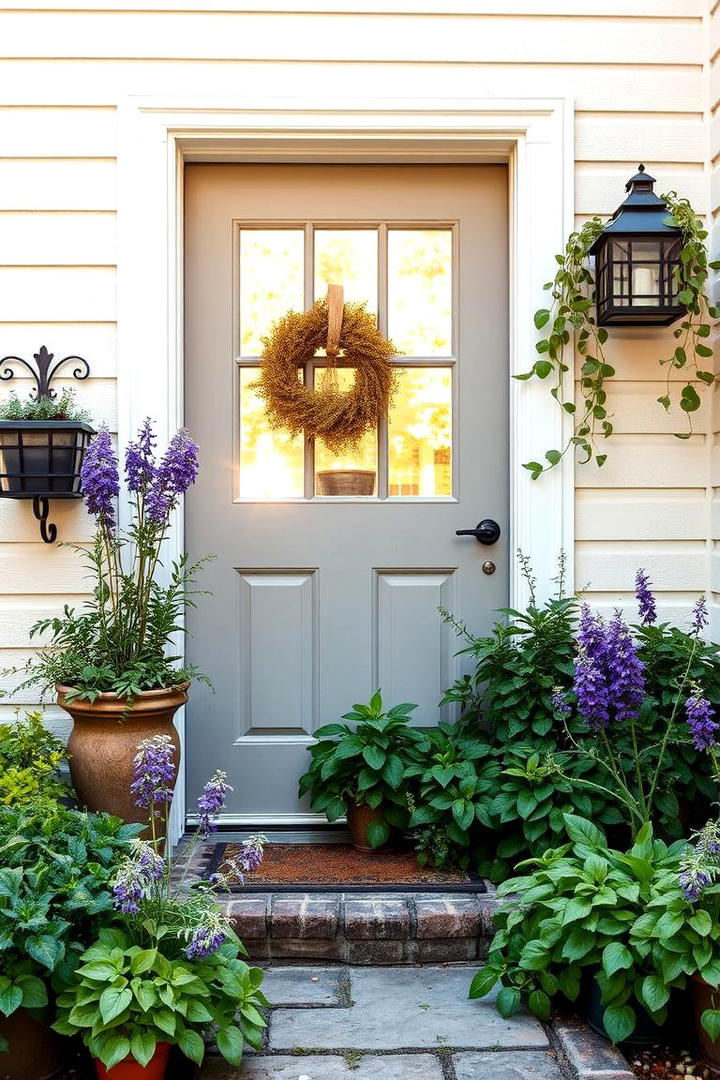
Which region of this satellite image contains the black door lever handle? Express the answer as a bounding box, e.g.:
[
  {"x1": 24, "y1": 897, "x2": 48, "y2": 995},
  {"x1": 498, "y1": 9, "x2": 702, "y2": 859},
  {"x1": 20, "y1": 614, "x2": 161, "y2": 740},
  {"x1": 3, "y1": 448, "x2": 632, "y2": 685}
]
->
[{"x1": 455, "y1": 519, "x2": 501, "y2": 545}]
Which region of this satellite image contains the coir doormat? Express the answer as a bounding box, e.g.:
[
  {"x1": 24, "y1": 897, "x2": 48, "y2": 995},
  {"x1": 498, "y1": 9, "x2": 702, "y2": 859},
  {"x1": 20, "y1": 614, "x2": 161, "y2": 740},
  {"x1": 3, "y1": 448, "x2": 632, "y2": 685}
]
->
[{"x1": 206, "y1": 842, "x2": 487, "y2": 894}]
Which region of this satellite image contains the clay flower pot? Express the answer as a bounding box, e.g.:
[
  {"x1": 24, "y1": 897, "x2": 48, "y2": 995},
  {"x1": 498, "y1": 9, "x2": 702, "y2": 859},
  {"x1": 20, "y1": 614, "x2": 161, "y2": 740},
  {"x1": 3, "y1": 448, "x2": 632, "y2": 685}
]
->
[
  {"x1": 94, "y1": 1042, "x2": 171, "y2": 1080},
  {"x1": 58, "y1": 683, "x2": 188, "y2": 836},
  {"x1": 692, "y1": 975, "x2": 720, "y2": 1073},
  {"x1": 346, "y1": 800, "x2": 387, "y2": 853},
  {"x1": 0, "y1": 1008, "x2": 62, "y2": 1080}
]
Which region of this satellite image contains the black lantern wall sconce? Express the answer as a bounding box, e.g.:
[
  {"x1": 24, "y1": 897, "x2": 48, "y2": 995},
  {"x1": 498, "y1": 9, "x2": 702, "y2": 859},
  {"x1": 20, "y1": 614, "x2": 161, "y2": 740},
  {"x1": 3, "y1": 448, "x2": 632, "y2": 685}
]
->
[
  {"x1": 0, "y1": 347, "x2": 95, "y2": 543},
  {"x1": 589, "y1": 165, "x2": 685, "y2": 327}
]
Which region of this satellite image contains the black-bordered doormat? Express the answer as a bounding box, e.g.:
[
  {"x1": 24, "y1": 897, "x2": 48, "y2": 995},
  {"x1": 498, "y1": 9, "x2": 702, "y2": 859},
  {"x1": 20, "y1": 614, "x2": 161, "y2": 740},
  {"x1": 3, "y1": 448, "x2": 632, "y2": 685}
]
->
[{"x1": 205, "y1": 842, "x2": 487, "y2": 894}]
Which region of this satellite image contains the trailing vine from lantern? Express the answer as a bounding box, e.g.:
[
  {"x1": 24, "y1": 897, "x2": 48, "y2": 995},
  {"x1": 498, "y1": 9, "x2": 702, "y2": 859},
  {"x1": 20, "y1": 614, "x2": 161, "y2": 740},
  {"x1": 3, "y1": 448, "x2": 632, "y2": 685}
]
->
[{"x1": 521, "y1": 194, "x2": 720, "y2": 478}]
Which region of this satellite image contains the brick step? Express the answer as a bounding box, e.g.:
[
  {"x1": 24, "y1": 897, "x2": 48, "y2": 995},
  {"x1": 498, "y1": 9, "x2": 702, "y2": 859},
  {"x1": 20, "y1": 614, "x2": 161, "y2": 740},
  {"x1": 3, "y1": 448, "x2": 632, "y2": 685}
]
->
[{"x1": 218, "y1": 890, "x2": 500, "y2": 963}]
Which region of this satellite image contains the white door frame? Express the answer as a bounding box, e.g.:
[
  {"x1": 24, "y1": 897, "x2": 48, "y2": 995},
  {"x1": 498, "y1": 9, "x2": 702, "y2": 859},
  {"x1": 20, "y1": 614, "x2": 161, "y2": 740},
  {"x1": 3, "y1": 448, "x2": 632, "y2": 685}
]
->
[{"x1": 115, "y1": 95, "x2": 575, "y2": 842}]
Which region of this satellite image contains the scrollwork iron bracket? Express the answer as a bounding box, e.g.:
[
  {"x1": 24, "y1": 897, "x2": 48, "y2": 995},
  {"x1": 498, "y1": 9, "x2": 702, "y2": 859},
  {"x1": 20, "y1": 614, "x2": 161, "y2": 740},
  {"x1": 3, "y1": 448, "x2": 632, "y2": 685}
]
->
[{"x1": 0, "y1": 345, "x2": 90, "y2": 400}]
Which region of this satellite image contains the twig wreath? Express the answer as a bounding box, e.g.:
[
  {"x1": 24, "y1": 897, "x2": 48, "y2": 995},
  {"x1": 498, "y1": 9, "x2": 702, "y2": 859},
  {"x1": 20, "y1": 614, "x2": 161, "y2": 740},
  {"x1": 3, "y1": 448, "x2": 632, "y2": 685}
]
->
[{"x1": 255, "y1": 296, "x2": 397, "y2": 455}]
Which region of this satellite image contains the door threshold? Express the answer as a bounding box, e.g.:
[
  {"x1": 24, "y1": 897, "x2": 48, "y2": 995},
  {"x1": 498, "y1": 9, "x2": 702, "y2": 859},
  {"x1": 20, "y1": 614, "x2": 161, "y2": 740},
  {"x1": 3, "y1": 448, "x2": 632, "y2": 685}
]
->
[{"x1": 183, "y1": 825, "x2": 350, "y2": 844}]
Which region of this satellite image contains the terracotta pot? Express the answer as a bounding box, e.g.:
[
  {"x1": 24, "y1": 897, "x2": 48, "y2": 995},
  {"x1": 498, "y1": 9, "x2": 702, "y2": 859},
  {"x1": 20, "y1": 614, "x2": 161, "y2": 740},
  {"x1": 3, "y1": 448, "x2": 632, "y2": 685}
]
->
[
  {"x1": 58, "y1": 683, "x2": 188, "y2": 838},
  {"x1": 693, "y1": 975, "x2": 720, "y2": 1073},
  {"x1": 346, "y1": 800, "x2": 387, "y2": 853},
  {"x1": 0, "y1": 1007, "x2": 62, "y2": 1080},
  {"x1": 94, "y1": 1042, "x2": 171, "y2": 1080}
]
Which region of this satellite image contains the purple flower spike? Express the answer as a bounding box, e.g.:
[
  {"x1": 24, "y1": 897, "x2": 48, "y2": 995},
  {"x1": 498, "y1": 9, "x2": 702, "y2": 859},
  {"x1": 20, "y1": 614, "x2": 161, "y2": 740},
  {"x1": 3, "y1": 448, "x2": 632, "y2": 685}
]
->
[
  {"x1": 131, "y1": 734, "x2": 176, "y2": 808},
  {"x1": 551, "y1": 688, "x2": 571, "y2": 716},
  {"x1": 80, "y1": 427, "x2": 119, "y2": 530},
  {"x1": 573, "y1": 605, "x2": 611, "y2": 731},
  {"x1": 146, "y1": 428, "x2": 199, "y2": 524},
  {"x1": 237, "y1": 834, "x2": 265, "y2": 873},
  {"x1": 184, "y1": 912, "x2": 227, "y2": 959},
  {"x1": 111, "y1": 840, "x2": 165, "y2": 914},
  {"x1": 605, "y1": 614, "x2": 646, "y2": 723},
  {"x1": 679, "y1": 861, "x2": 711, "y2": 903},
  {"x1": 685, "y1": 690, "x2": 718, "y2": 752},
  {"x1": 125, "y1": 418, "x2": 157, "y2": 493},
  {"x1": 634, "y1": 569, "x2": 657, "y2": 626},
  {"x1": 692, "y1": 596, "x2": 709, "y2": 636},
  {"x1": 197, "y1": 770, "x2": 232, "y2": 838}
]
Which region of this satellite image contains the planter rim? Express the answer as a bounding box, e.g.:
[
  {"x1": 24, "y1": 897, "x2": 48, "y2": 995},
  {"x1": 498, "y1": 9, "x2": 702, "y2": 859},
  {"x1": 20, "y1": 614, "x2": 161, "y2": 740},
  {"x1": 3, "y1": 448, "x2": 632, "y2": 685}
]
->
[
  {"x1": 56, "y1": 681, "x2": 190, "y2": 703},
  {"x1": 0, "y1": 420, "x2": 96, "y2": 432}
]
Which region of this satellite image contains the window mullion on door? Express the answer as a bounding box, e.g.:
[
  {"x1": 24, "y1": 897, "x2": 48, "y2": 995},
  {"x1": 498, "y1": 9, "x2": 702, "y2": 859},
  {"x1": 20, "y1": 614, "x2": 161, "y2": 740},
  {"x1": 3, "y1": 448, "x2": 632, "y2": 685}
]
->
[
  {"x1": 377, "y1": 223, "x2": 389, "y2": 501},
  {"x1": 304, "y1": 222, "x2": 315, "y2": 499}
]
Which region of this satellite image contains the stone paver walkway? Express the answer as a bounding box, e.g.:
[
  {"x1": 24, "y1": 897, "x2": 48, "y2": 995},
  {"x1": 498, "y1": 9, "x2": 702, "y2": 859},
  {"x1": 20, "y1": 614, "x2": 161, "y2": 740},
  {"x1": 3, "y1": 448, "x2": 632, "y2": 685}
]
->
[{"x1": 199, "y1": 964, "x2": 634, "y2": 1079}]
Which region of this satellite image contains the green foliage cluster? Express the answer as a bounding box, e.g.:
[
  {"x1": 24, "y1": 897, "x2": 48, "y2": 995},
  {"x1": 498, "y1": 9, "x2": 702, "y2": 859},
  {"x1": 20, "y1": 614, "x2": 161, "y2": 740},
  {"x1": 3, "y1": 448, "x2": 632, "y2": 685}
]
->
[
  {"x1": 54, "y1": 928, "x2": 267, "y2": 1070},
  {"x1": 0, "y1": 711, "x2": 69, "y2": 809},
  {"x1": 431, "y1": 561, "x2": 716, "y2": 880},
  {"x1": 470, "y1": 815, "x2": 720, "y2": 1044},
  {"x1": 0, "y1": 805, "x2": 140, "y2": 1051},
  {"x1": 298, "y1": 691, "x2": 424, "y2": 849},
  {"x1": 0, "y1": 388, "x2": 91, "y2": 424},
  {"x1": 521, "y1": 192, "x2": 719, "y2": 476}
]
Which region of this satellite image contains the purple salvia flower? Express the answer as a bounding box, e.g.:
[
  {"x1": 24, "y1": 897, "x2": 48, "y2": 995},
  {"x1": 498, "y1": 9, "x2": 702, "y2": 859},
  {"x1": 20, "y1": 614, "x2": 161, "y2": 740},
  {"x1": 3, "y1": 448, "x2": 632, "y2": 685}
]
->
[
  {"x1": 125, "y1": 417, "x2": 157, "y2": 493},
  {"x1": 80, "y1": 427, "x2": 119, "y2": 530},
  {"x1": 197, "y1": 770, "x2": 232, "y2": 838},
  {"x1": 685, "y1": 690, "x2": 718, "y2": 751},
  {"x1": 573, "y1": 605, "x2": 611, "y2": 731},
  {"x1": 146, "y1": 428, "x2": 199, "y2": 524},
  {"x1": 605, "y1": 614, "x2": 646, "y2": 723},
  {"x1": 679, "y1": 859, "x2": 711, "y2": 903},
  {"x1": 698, "y1": 821, "x2": 720, "y2": 858},
  {"x1": 551, "y1": 688, "x2": 571, "y2": 716},
  {"x1": 634, "y1": 569, "x2": 657, "y2": 626},
  {"x1": 237, "y1": 834, "x2": 265, "y2": 873},
  {"x1": 184, "y1": 912, "x2": 227, "y2": 960},
  {"x1": 111, "y1": 841, "x2": 164, "y2": 914},
  {"x1": 692, "y1": 595, "x2": 709, "y2": 636},
  {"x1": 131, "y1": 734, "x2": 176, "y2": 808}
]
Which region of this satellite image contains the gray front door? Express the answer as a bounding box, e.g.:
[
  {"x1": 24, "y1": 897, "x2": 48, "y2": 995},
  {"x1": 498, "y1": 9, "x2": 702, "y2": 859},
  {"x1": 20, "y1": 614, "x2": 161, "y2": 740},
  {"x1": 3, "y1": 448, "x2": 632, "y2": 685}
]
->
[{"x1": 184, "y1": 163, "x2": 508, "y2": 824}]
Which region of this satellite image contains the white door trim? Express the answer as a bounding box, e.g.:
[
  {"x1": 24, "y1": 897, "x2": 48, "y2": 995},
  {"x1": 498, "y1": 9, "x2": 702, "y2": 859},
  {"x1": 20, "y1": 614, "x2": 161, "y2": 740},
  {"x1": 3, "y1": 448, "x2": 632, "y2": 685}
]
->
[{"x1": 115, "y1": 95, "x2": 575, "y2": 842}]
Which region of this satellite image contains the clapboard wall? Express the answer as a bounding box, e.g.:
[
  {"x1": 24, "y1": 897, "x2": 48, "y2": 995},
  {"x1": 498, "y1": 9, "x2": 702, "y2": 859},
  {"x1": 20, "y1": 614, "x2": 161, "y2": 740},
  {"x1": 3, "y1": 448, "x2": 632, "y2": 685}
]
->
[{"x1": 0, "y1": 0, "x2": 711, "y2": 729}]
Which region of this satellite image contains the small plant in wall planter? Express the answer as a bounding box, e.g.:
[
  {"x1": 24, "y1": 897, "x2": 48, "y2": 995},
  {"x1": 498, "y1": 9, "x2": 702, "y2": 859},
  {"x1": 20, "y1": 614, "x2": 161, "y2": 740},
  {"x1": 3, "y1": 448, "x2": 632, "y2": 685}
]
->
[
  {"x1": 521, "y1": 171, "x2": 720, "y2": 476},
  {"x1": 298, "y1": 691, "x2": 422, "y2": 851}
]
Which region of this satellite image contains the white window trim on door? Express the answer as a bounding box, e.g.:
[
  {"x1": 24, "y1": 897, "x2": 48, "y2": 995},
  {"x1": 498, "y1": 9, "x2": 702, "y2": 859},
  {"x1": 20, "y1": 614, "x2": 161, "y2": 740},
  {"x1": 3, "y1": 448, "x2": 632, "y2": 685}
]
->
[{"x1": 115, "y1": 96, "x2": 575, "y2": 843}]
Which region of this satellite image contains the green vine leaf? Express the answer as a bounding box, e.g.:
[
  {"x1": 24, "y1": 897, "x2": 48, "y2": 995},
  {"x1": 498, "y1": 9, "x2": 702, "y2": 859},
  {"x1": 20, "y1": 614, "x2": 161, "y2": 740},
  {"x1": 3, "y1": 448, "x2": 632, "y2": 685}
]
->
[{"x1": 524, "y1": 191, "x2": 718, "y2": 476}]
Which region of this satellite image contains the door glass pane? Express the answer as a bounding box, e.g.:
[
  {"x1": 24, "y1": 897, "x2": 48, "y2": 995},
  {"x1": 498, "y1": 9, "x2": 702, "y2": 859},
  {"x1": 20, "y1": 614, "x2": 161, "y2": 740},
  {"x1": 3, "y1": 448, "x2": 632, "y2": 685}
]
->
[
  {"x1": 314, "y1": 230, "x2": 378, "y2": 315},
  {"x1": 239, "y1": 229, "x2": 304, "y2": 356},
  {"x1": 314, "y1": 366, "x2": 377, "y2": 495},
  {"x1": 388, "y1": 230, "x2": 452, "y2": 356},
  {"x1": 389, "y1": 368, "x2": 452, "y2": 497},
  {"x1": 239, "y1": 368, "x2": 304, "y2": 498}
]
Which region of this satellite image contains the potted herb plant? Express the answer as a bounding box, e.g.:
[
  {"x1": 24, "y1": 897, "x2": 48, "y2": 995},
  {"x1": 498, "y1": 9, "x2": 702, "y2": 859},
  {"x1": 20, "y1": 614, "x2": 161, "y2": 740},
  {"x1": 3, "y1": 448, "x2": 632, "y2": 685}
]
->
[
  {"x1": 0, "y1": 803, "x2": 141, "y2": 1080},
  {"x1": 10, "y1": 419, "x2": 209, "y2": 831},
  {"x1": 53, "y1": 738, "x2": 267, "y2": 1077},
  {"x1": 298, "y1": 691, "x2": 422, "y2": 851}
]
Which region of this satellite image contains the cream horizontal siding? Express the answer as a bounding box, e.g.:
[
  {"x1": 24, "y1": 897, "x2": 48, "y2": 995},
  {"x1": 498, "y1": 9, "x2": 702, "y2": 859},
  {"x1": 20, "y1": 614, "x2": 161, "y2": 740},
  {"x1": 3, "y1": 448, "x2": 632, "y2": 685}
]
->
[
  {"x1": 708, "y1": 0, "x2": 719, "y2": 642},
  {"x1": 0, "y1": 0, "x2": 709, "y2": 728}
]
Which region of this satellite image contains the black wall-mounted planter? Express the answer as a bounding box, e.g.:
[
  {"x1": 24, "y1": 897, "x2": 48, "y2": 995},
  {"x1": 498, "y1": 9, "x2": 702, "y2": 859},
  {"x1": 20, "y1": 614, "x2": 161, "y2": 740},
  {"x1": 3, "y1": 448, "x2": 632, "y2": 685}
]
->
[{"x1": 0, "y1": 346, "x2": 94, "y2": 542}]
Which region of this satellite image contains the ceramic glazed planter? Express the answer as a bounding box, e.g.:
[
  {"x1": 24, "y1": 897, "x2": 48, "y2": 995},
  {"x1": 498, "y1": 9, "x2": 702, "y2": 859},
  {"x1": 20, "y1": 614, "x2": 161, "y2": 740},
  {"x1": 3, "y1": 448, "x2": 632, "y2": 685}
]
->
[
  {"x1": 0, "y1": 1008, "x2": 62, "y2": 1080},
  {"x1": 346, "y1": 800, "x2": 387, "y2": 853},
  {"x1": 58, "y1": 683, "x2": 188, "y2": 836},
  {"x1": 94, "y1": 1042, "x2": 171, "y2": 1080},
  {"x1": 692, "y1": 975, "x2": 720, "y2": 1074}
]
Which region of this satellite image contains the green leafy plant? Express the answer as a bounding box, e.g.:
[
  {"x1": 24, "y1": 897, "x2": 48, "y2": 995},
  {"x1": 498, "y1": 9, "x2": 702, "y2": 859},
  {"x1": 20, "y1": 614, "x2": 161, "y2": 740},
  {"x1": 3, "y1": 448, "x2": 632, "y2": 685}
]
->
[
  {"x1": 0, "y1": 387, "x2": 91, "y2": 423},
  {"x1": 0, "y1": 804, "x2": 140, "y2": 1052},
  {"x1": 0, "y1": 711, "x2": 69, "y2": 808},
  {"x1": 521, "y1": 192, "x2": 719, "y2": 476},
  {"x1": 470, "y1": 815, "x2": 717, "y2": 1043},
  {"x1": 298, "y1": 691, "x2": 423, "y2": 848},
  {"x1": 404, "y1": 724, "x2": 500, "y2": 869},
  {"x1": 53, "y1": 927, "x2": 267, "y2": 1070}
]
